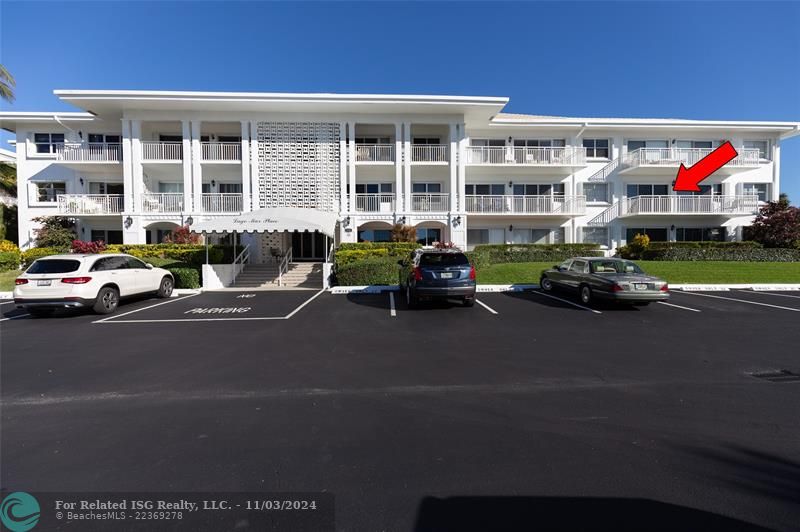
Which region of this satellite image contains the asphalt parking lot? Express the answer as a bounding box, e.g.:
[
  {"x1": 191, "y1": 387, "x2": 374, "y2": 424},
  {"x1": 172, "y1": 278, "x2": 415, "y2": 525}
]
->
[{"x1": 2, "y1": 288, "x2": 800, "y2": 531}]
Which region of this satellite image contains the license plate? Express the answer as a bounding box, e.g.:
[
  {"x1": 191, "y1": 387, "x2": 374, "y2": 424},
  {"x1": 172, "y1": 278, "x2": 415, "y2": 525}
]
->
[
  {"x1": 439, "y1": 272, "x2": 454, "y2": 279},
  {"x1": 37, "y1": 280, "x2": 51, "y2": 286},
  {"x1": 634, "y1": 283, "x2": 649, "y2": 290}
]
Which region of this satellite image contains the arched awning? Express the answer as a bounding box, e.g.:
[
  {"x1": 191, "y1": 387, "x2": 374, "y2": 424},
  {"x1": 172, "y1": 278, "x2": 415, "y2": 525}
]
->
[{"x1": 191, "y1": 207, "x2": 338, "y2": 237}]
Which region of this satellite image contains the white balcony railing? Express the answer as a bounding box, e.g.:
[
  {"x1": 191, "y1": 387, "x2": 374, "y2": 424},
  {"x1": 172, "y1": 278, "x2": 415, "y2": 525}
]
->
[
  {"x1": 624, "y1": 148, "x2": 762, "y2": 168},
  {"x1": 622, "y1": 195, "x2": 759, "y2": 216},
  {"x1": 54, "y1": 143, "x2": 122, "y2": 162},
  {"x1": 355, "y1": 144, "x2": 394, "y2": 162},
  {"x1": 465, "y1": 146, "x2": 586, "y2": 165},
  {"x1": 201, "y1": 193, "x2": 243, "y2": 213},
  {"x1": 411, "y1": 144, "x2": 449, "y2": 163},
  {"x1": 465, "y1": 195, "x2": 586, "y2": 215},
  {"x1": 411, "y1": 193, "x2": 450, "y2": 212},
  {"x1": 57, "y1": 194, "x2": 124, "y2": 215},
  {"x1": 201, "y1": 142, "x2": 241, "y2": 161},
  {"x1": 141, "y1": 141, "x2": 183, "y2": 161},
  {"x1": 140, "y1": 193, "x2": 184, "y2": 212},
  {"x1": 352, "y1": 194, "x2": 396, "y2": 212}
]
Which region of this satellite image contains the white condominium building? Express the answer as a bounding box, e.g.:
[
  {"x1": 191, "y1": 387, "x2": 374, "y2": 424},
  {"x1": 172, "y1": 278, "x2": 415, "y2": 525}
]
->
[{"x1": 1, "y1": 90, "x2": 798, "y2": 263}]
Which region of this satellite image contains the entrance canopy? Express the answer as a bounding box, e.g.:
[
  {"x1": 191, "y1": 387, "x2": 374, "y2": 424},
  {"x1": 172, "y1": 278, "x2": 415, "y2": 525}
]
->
[{"x1": 191, "y1": 207, "x2": 338, "y2": 237}]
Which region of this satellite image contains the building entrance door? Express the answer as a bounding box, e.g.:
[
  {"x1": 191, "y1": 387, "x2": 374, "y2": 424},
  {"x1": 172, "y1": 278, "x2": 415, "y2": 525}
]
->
[{"x1": 291, "y1": 232, "x2": 327, "y2": 261}]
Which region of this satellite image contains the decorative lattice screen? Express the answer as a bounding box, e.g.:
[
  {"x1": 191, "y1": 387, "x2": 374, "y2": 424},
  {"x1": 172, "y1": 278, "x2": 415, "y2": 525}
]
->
[{"x1": 256, "y1": 122, "x2": 340, "y2": 212}]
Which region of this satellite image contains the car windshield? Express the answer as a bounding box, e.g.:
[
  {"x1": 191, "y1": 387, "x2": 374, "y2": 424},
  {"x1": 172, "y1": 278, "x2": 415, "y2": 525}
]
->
[
  {"x1": 419, "y1": 253, "x2": 469, "y2": 267},
  {"x1": 590, "y1": 260, "x2": 644, "y2": 274},
  {"x1": 26, "y1": 259, "x2": 81, "y2": 274}
]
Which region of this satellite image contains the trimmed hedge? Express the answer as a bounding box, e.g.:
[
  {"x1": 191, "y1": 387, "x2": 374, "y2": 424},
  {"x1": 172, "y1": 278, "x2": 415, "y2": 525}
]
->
[
  {"x1": 334, "y1": 242, "x2": 421, "y2": 267},
  {"x1": 641, "y1": 245, "x2": 800, "y2": 262},
  {"x1": 468, "y1": 243, "x2": 603, "y2": 268},
  {"x1": 103, "y1": 244, "x2": 240, "y2": 265},
  {"x1": 21, "y1": 247, "x2": 67, "y2": 268},
  {"x1": 0, "y1": 251, "x2": 21, "y2": 271},
  {"x1": 138, "y1": 256, "x2": 201, "y2": 289},
  {"x1": 334, "y1": 256, "x2": 398, "y2": 286},
  {"x1": 338, "y1": 241, "x2": 420, "y2": 253}
]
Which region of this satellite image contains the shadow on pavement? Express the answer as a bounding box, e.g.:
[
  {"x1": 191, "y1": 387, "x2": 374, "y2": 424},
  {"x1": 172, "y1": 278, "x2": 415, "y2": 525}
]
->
[
  {"x1": 413, "y1": 496, "x2": 774, "y2": 532},
  {"x1": 503, "y1": 290, "x2": 644, "y2": 312}
]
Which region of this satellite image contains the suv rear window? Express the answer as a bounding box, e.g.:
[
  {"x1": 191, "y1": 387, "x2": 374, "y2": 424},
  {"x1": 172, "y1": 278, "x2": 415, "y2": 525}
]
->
[
  {"x1": 26, "y1": 259, "x2": 81, "y2": 274},
  {"x1": 419, "y1": 253, "x2": 469, "y2": 266}
]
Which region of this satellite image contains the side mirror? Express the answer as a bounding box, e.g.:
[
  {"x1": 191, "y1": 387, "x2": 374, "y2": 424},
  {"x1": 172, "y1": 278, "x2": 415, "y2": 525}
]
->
[{"x1": 146, "y1": 263, "x2": 154, "y2": 270}]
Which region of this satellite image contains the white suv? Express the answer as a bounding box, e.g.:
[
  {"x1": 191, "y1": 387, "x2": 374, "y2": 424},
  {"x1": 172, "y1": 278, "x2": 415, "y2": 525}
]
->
[{"x1": 14, "y1": 253, "x2": 175, "y2": 317}]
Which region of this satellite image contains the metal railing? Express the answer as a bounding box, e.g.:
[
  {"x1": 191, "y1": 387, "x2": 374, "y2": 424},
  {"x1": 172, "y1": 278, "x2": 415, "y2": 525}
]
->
[
  {"x1": 355, "y1": 144, "x2": 394, "y2": 162},
  {"x1": 465, "y1": 146, "x2": 586, "y2": 165},
  {"x1": 140, "y1": 193, "x2": 184, "y2": 212},
  {"x1": 411, "y1": 193, "x2": 450, "y2": 212},
  {"x1": 201, "y1": 193, "x2": 243, "y2": 213},
  {"x1": 201, "y1": 142, "x2": 241, "y2": 161},
  {"x1": 57, "y1": 194, "x2": 124, "y2": 215},
  {"x1": 352, "y1": 193, "x2": 396, "y2": 212},
  {"x1": 465, "y1": 195, "x2": 586, "y2": 215},
  {"x1": 411, "y1": 144, "x2": 449, "y2": 163},
  {"x1": 624, "y1": 148, "x2": 762, "y2": 168},
  {"x1": 278, "y1": 248, "x2": 293, "y2": 287},
  {"x1": 141, "y1": 141, "x2": 183, "y2": 161},
  {"x1": 622, "y1": 195, "x2": 760, "y2": 216},
  {"x1": 232, "y1": 244, "x2": 250, "y2": 284},
  {"x1": 54, "y1": 142, "x2": 122, "y2": 162}
]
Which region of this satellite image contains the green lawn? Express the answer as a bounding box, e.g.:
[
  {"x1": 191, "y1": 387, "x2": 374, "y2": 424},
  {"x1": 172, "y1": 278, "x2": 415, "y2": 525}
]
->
[
  {"x1": 476, "y1": 261, "x2": 800, "y2": 285},
  {"x1": 0, "y1": 269, "x2": 21, "y2": 291}
]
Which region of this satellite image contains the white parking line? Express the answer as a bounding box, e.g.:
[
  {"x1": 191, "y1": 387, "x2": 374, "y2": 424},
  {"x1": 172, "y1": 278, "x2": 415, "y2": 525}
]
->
[
  {"x1": 677, "y1": 291, "x2": 800, "y2": 312},
  {"x1": 735, "y1": 290, "x2": 800, "y2": 300},
  {"x1": 657, "y1": 301, "x2": 701, "y2": 312},
  {"x1": 0, "y1": 313, "x2": 29, "y2": 322},
  {"x1": 389, "y1": 292, "x2": 397, "y2": 317},
  {"x1": 528, "y1": 290, "x2": 602, "y2": 314},
  {"x1": 283, "y1": 289, "x2": 326, "y2": 319},
  {"x1": 93, "y1": 293, "x2": 200, "y2": 323},
  {"x1": 0, "y1": 300, "x2": 15, "y2": 306},
  {"x1": 476, "y1": 299, "x2": 499, "y2": 315}
]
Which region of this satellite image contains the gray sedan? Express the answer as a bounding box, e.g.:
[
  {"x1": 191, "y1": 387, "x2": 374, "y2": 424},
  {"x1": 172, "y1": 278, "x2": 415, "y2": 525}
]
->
[{"x1": 540, "y1": 257, "x2": 669, "y2": 306}]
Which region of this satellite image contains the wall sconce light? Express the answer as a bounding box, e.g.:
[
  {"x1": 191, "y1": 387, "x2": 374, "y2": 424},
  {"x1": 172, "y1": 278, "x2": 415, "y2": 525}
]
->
[
  {"x1": 124, "y1": 216, "x2": 133, "y2": 229},
  {"x1": 81, "y1": 227, "x2": 85, "y2": 234},
  {"x1": 186, "y1": 216, "x2": 194, "y2": 226},
  {"x1": 397, "y1": 216, "x2": 406, "y2": 225},
  {"x1": 508, "y1": 225, "x2": 514, "y2": 232},
  {"x1": 508, "y1": 136, "x2": 512, "y2": 143},
  {"x1": 508, "y1": 181, "x2": 513, "y2": 187},
  {"x1": 79, "y1": 178, "x2": 84, "y2": 186},
  {"x1": 342, "y1": 216, "x2": 351, "y2": 227},
  {"x1": 452, "y1": 216, "x2": 461, "y2": 227},
  {"x1": 211, "y1": 180, "x2": 216, "y2": 187}
]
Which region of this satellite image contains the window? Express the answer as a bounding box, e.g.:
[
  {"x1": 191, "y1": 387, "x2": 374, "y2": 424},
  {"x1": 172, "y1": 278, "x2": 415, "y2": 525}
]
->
[
  {"x1": 34, "y1": 133, "x2": 65, "y2": 154},
  {"x1": 676, "y1": 227, "x2": 725, "y2": 242},
  {"x1": 89, "y1": 182, "x2": 124, "y2": 195},
  {"x1": 676, "y1": 140, "x2": 713, "y2": 150},
  {"x1": 27, "y1": 259, "x2": 81, "y2": 274},
  {"x1": 357, "y1": 229, "x2": 392, "y2": 242},
  {"x1": 583, "y1": 183, "x2": 609, "y2": 203},
  {"x1": 743, "y1": 183, "x2": 769, "y2": 202},
  {"x1": 159, "y1": 135, "x2": 182, "y2": 142},
  {"x1": 744, "y1": 140, "x2": 769, "y2": 159},
  {"x1": 90, "y1": 229, "x2": 123, "y2": 244},
  {"x1": 90, "y1": 256, "x2": 129, "y2": 272},
  {"x1": 583, "y1": 139, "x2": 610, "y2": 158},
  {"x1": 511, "y1": 228, "x2": 564, "y2": 244},
  {"x1": 217, "y1": 136, "x2": 241, "y2": 143},
  {"x1": 513, "y1": 139, "x2": 566, "y2": 147},
  {"x1": 467, "y1": 228, "x2": 505, "y2": 246},
  {"x1": 512, "y1": 184, "x2": 565, "y2": 196},
  {"x1": 355, "y1": 136, "x2": 391, "y2": 144},
  {"x1": 158, "y1": 182, "x2": 184, "y2": 193},
  {"x1": 569, "y1": 260, "x2": 588, "y2": 273},
  {"x1": 626, "y1": 228, "x2": 668, "y2": 242},
  {"x1": 416, "y1": 228, "x2": 442, "y2": 246},
  {"x1": 34, "y1": 182, "x2": 66, "y2": 202},
  {"x1": 419, "y1": 253, "x2": 469, "y2": 266},
  {"x1": 466, "y1": 184, "x2": 505, "y2": 195},
  {"x1": 412, "y1": 183, "x2": 442, "y2": 193},
  {"x1": 582, "y1": 227, "x2": 609, "y2": 246},
  {"x1": 628, "y1": 140, "x2": 668, "y2": 151},
  {"x1": 627, "y1": 184, "x2": 669, "y2": 197},
  {"x1": 412, "y1": 137, "x2": 440, "y2": 145},
  {"x1": 590, "y1": 260, "x2": 643, "y2": 274},
  {"x1": 218, "y1": 183, "x2": 243, "y2": 194},
  {"x1": 470, "y1": 139, "x2": 505, "y2": 147},
  {"x1": 88, "y1": 134, "x2": 120, "y2": 144},
  {"x1": 677, "y1": 184, "x2": 722, "y2": 196},
  {"x1": 126, "y1": 257, "x2": 147, "y2": 269},
  {"x1": 354, "y1": 183, "x2": 393, "y2": 194}
]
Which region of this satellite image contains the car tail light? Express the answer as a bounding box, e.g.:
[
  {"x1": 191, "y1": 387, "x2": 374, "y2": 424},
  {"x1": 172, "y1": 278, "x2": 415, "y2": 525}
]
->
[
  {"x1": 61, "y1": 277, "x2": 92, "y2": 284},
  {"x1": 15, "y1": 278, "x2": 28, "y2": 285},
  {"x1": 660, "y1": 283, "x2": 669, "y2": 292},
  {"x1": 469, "y1": 265, "x2": 476, "y2": 280},
  {"x1": 612, "y1": 283, "x2": 625, "y2": 292},
  {"x1": 413, "y1": 267, "x2": 423, "y2": 281}
]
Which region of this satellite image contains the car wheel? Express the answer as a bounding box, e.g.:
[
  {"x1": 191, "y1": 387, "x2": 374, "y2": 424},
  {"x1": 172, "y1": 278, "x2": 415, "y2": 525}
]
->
[
  {"x1": 93, "y1": 286, "x2": 120, "y2": 314},
  {"x1": 540, "y1": 276, "x2": 553, "y2": 292},
  {"x1": 406, "y1": 285, "x2": 417, "y2": 309},
  {"x1": 579, "y1": 285, "x2": 593, "y2": 305},
  {"x1": 463, "y1": 296, "x2": 475, "y2": 307},
  {"x1": 157, "y1": 276, "x2": 174, "y2": 298},
  {"x1": 28, "y1": 308, "x2": 55, "y2": 318}
]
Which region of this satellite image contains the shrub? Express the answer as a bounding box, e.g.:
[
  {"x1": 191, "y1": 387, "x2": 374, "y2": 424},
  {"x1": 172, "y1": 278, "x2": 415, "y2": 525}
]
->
[
  {"x1": 0, "y1": 250, "x2": 21, "y2": 271},
  {"x1": 334, "y1": 256, "x2": 399, "y2": 286},
  {"x1": 338, "y1": 241, "x2": 420, "y2": 253},
  {"x1": 641, "y1": 245, "x2": 800, "y2": 262},
  {"x1": 334, "y1": 248, "x2": 390, "y2": 267},
  {"x1": 467, "y1": 243, "x2": 603, "y2": 268},
  {"x1": 0, "y1": 239, "x2": 18, "y2": 253},
  {"x1": 31, "y1": 216, "x2": 76, "y2": 249},
  {"x1": 103, "y1": 244, "x2": 225, "y2": 265},
  {"x1": 617, "y1": 233, "x2": 650, "y2": 260},
  {"x1": 167, "y1": 267, "x2": 201, "y2": 289},
  {"x1": 164, "y1": 225, "x2": 201, "y2": 244},
  {"x1": 746, "y1": 195, "x2": 800, "y2": 248},
  {"x1": 390, "y1": 224, "x2": 417, "y2": 242},
  {"x1": 72, "y1": 240, "x2": 107, "y2": 254},
  {"x1": 21, "y1": 247, "x2": 64, "y2": 268}
]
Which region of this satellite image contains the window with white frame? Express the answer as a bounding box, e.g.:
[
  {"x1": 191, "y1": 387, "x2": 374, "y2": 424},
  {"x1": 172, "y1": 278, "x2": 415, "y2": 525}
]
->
[
  {"x1": 87, "y1": 134, "x2": 121, "y2": 144},
  {"x1": 582, "y1": 139, "x2": 610, "y2": 158},
  {"x1": 90, "y1": 229, "x2": 123, "y2": 245},
  {"x1": 412, "y1": 137, "x2": 441, "y2": 145},
  {"x1": 513, "y1": 139, "x2": 566, "y2": 148},
  {"x1": 675, "y1": 140, "x2": 714, "y2": 149},
  {"x1": 467, "y1": 228, "x2": 505, "y2": 246},
  {"x1": 675, "y1": 227, "x2": 725, "y2": 242},
  {"x1": 512, "y1": 183, "x2": 565, "y2": 196},
  {"x1": 34, "y1": 182, "x2": 66, "y2": 202},
  {"x1": 465, "y1": 184, "x2": 505, "y2": 195},
  {"x1": 744, "y1": 140, "x2": 769, "y2": 159},
  {"x1": 627, "y1": 184, "x2": 669, "y2": 197},
  {"x1": 513, "y1": 227, "x2": 564, "y2": 244},
  {"x1": 33, "y1": 133, "x2": 65, "y2": 154},
  {"x1": 411, "y1": 183, "x2": 442, "y2": 193},
  {"x1": 353, "y1": 183, "x2": 393, "y2": 194},
  {"x1": 355, "y1": 136, "x2": 392, "y2": 145},
  {"x1": 158, "y1": 182, "x2": 184, "y2": 193},
  {"x1": 583, "y1": 183, "x2": 609, "y2": 203},
  {"x1": 89, "y1": 182, "x2": 124, "y2": 195},
  {"x1": 743, "y1": 183, "x2": 769, "y2": 202},
  {"x1": 582, "y1": 227, "x2": 608, "y2": 246}
]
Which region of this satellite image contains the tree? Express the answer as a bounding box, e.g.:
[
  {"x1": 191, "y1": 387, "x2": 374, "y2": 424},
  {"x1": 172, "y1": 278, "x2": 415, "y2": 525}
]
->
[
  {"x1": 163, "y1": 225, "x2": 201, "y2": 244},
  {"x1": 0, "y1": 162, "x2": 15, "y2": 197},
  {"x1": 747, "y1": 195, "x2": 800, "y2": 249},
  {"x1": 0, "y1": 64, "x2": 15, "y2": 103},
  {"x1": 390, "y1": 224, "x2": 416, "y2": 242},
  {"x1": 31, "y1": 216, "x2": 77, "y2": 249}
]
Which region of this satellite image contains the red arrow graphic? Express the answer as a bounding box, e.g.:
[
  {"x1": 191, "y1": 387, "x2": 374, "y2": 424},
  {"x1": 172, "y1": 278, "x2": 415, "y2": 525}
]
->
[{"x1": 673, "y1": 141, "x2": 738, "y2": 192}]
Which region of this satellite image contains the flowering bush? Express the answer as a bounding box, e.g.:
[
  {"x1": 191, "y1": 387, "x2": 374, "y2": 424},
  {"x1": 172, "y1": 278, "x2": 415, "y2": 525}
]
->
[
  {"x1": 71, "y1": 240, "x2": 107, "y2": 254},
  {"x1": 163, "y1": 225, "x2": 201, "y2": 244},
  {"x1": 432, "y1": 241, "x2": 458, "y2": 250},
  {"x1": 0, "y1": 239, "x2": 19, "y2": 253}
]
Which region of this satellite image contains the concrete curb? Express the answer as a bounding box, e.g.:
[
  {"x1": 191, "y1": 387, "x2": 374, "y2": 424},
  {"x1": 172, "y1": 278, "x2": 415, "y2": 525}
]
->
[
  {"x1": 329, "y1": 283, "x2": 800, "y2": 294},
  {"x1": 671, "y1": 284, "x2": 800, "y2": 291}
]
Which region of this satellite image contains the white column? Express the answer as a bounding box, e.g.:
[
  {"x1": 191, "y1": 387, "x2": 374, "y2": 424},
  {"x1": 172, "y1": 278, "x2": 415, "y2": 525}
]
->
[
  {"x1": 339, "y1": 121, "x2": 348, "y2": 213},
  {"x1": 394, "y1": 122, "x2": 402, "y2": 213},
  {"x1": 772, "y1": 138, "x2": 781, "y2": 201},
  {"x1": 347, "y1": 121, "x2": 356, "y2": 212},
  {"x1": 190, "y1": 120, "x2": 202, "y2": 214},
  {"x1": 181, "y1": 120, "x2": 193, "y2": 213},
  {"x1": 403, "y1": 121, "x2": 412, "y2": 213},
  {"x1": 121, "y1": 119, "x2": 134, "y2": 212},
  {"x1": 131, "y1": 120, "x2": 143, "y2": 212},
  {"x1": 240, "y1": 121, "x2": 251, "y2": 212},
  {"x1": 448, "y1": 122, "x2": 458, "y2": 213},
  {"x1": 457, "y1": 123, "x2": 467, "y2": 215},
  {"x1": 250, "y1": 120, "x2": 259, "y2": 209}
]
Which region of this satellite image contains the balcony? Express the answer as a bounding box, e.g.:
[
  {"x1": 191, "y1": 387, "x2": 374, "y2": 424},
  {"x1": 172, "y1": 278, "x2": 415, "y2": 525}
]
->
[
  {"x1": 355, "y1": 144, "x2": 394, "y2": 163},
  {"x1": 621, "y1": 148, "x2": 762, "y2": 176},
  {"x1": 620, "y1": 195, "x2": 759, "y2": 216},
  {"x1": 141, "y1": 141, "x2": 183, "y2": 162},
  {"x1": 201, "y1": 142, "x2": 241, "y2": 162},
  {"x1": 351, "y1": 194, "x2": 396, "y2": 213},
  {"x1": 411, "y1": 193, "x2": 450, "y2": 212},
  {"x1": 140, "y1": 193, "x2": 184, "y2": 213},
  {"x1": 465, "y1": 146, "x2": 586, "y2": 168},
  {"x1": 54, "y1": 143, "x2": 122, "y2": 164},
  {"x1": 411, "y1": 144, "x2": 449, "y2": 164},
  {"x1": 201, "y1": 193, "x2": 243, "y2": 213},
  {"x1": 57, "y1": 194, "x2": 123, "y2": 215},
  {"x1": 465, "y1": 195, "x2": 586, "y2": 215}
]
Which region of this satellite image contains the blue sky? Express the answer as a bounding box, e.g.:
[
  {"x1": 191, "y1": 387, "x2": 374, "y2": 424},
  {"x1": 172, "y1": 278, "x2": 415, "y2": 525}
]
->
[{"x1": 1, "y1": 1, "x2": 798, "y2": 197}]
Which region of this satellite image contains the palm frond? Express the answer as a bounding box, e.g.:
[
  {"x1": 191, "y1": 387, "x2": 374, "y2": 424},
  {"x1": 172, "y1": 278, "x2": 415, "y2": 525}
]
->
[{"x1": 0, "y1": 65, "x2": 15, "y2": 103}]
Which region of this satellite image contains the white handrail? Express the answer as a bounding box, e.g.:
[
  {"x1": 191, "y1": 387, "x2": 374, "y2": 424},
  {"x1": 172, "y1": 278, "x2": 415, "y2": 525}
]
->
[
  {"x1": 411, "y1": 144, "x2": 449, "y2": 162},
  {"x1": 231, "y1": 243, "x2": 250, "y2": 284},
  {"x1": 625, "y1": 148, "x2": 761, "y2": 167},
  {"x1": 278, "y1": 248, "x2": 293, "y2": 287},
  {"x1": 355, "y1": 144, "x2": 394, "y2": 162},
  {"x1": 57, "y1": 194, "x2": 124, "y2": 214},
  {"x1": 622, "y1": 194, "x2": 759, "y2": 215},
  {"x1": 141, "y1": 141, "x2": 183, "y2": 161},
  {"x1": 201, "y1": 142, "x2": 241, "y2": 161},
  {"x1": 54, "y1": 142, "x2": 122, "y2": 162}
]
